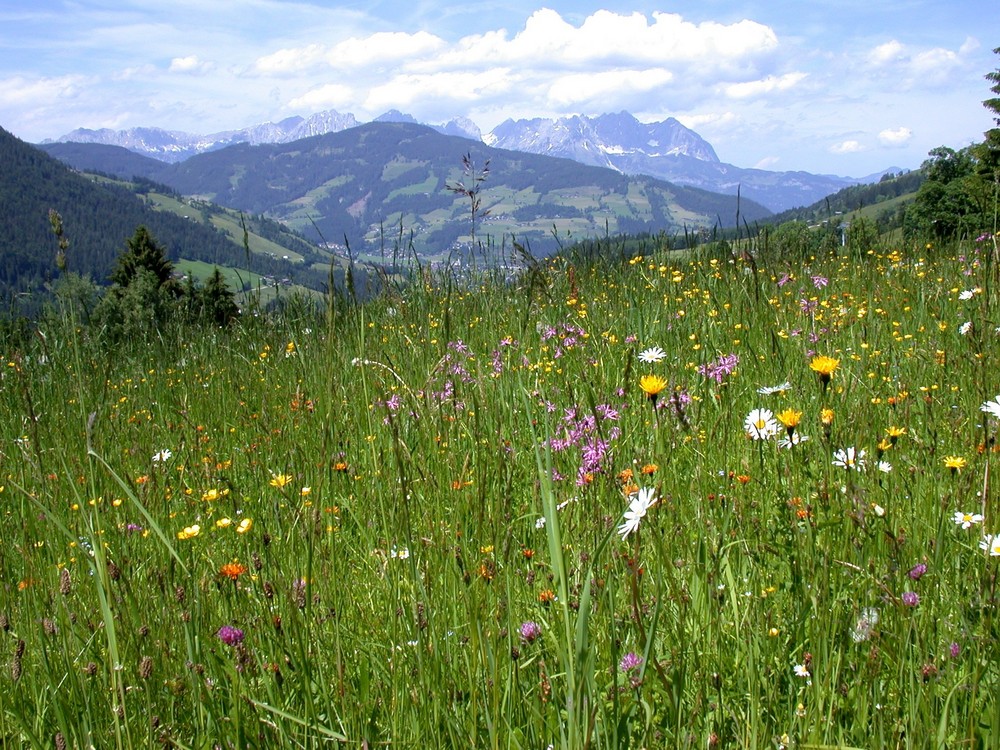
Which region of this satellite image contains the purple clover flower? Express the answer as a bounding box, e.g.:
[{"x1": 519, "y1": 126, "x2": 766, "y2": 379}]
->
[
  {"x1": 519, "y1": 621, "x2": 542, "y2": 644},
  {"x1": 901, "y1": 591, "x2": 920, "y2": 608},
  {"x1": 908, "y1": 563, "x2": 927, "y2": 581},
  {"x1": 217, "y1": 625, "x2": 245, "y2": 646},
  {"x1": 619, "y1": 652, "x2": 643, "y2": 673}
]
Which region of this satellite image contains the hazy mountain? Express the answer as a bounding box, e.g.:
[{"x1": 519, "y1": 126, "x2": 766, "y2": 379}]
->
[
  {"x1": 486, "y1": 111, "x2": 719, "y2": 165},
  {"x1": 486, "y1": 111, "x2": 863, "y2": 212},
  {"x1": 49, "y1": 110, "x2": 361, "y2": 163},
  {"x1": 46, "y1": 108, "x2": 872, "y2": 211},
  {"x1": 47, "y1": 108, "x2": 483, "y2": 163},
  {"x1": 132, "y1": 122, "x2": 771, "y2": 259}
]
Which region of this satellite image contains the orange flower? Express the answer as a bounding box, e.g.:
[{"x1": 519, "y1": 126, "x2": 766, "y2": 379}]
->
[
  {"x1": 640, "y1": 463, "x2": 658, "y2": 475},
  {"x1": 539, "y1": 588, "x2": 556, "y2": 604},
  {"x1": 220, "y1": 562, "x2": 247, "y2": 581}
]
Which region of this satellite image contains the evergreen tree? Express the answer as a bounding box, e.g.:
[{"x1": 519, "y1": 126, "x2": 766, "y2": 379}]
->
[
  {"x1": 982, "y1": 46, "x2": 1000, "y2": 172},
  {"x1": 111, "y1": 225, "x2": 176, "y2": 290},
  {"x1": 201, "y1": 268, "x2": 239, "y2": 327},
  {"x1": 95, "y1": 226, "x2": 181, "y2": 339}
]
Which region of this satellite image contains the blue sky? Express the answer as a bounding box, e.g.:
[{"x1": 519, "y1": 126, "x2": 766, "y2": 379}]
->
[{"x1": 1, "y1": 0, "x2": 997, "y2": 176}]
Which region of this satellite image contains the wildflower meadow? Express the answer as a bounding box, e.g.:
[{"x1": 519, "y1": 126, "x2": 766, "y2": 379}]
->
[{"x1": 3, "y1": 232, "x2": 1000, "y2": 748}]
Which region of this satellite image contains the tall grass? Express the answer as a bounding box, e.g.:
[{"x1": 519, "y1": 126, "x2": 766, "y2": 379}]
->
[{"x1": 2, "y1": 232, "x2": 1000, "y2": 748}]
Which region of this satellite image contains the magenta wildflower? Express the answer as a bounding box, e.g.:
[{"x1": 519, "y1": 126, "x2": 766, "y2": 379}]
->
[
  {"x1": 950, "y1": 642, "x2": 961, "y2": 658},
  {"x1": 908, "y1": 563, "x2": 927, "y2": 581},
  {"x1": 619, "y1": 652, "x2": 643, "y2": 673},
  {"x1": 901, "y1": 591, "x2": 919, "y2": 607},
  {"x1": 519, "y1": 621, "x2": 542, "y2": 644},
  {"x1": 217, "y1": 625, "x2": 245, "y2": 646}
]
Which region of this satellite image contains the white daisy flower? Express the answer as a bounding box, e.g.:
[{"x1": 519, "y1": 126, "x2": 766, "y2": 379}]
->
[
  {"x1": 980, "y1": 534, "x2": 1000, "y2": 556},
  {"x1": 981, "y1": 396, "x2": 1000, "y2": 420},
  {"x1": 637, "y1": 346, "x2": 667, "y2": 364},
  {"x1": 744, "y1": 408, "x2": 780, "y2": 440},
  {"x1": 618, "y1": 487, "x2": 658, "y2": 540},
  {"x1": 953, "y1": 511, "x2": 984, "y2": 529},
  {"x1": 757, "y1": 381, "x2": 792, "y2": 395},
  {"x1": 832, "y1": 447, "x2": 866, "y2": 471}
]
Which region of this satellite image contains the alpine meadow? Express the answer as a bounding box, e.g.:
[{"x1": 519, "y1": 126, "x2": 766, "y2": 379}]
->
[{"x1": 3, "y1": 45, "x2": 1000, "y2": 750}]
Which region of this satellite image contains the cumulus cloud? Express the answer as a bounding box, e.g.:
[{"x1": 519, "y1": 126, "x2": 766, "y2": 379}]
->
[
  {"x1": 723, "y1": 72, "x2": 807, "y2": 99},
  {"x1": 421, "y1": 9, "x2": 778, "y2": 74},
  {"x1": 0, "y1": 74, "x2": 86, "y2": 106},
  {"x1": 863, "y1": 38, "x2": 971, "y2": 86},
  {"x1": 547, "y1": 68, "x2": 674, "y2": 108},
  {"x1": 288, "y1": 83, "x2": 354, "y2": 111},
  {"x1": 169, "y1": 56, "x2": 213, "y2": 74},
  {"x1": 879, "y1": 126, "x2": 913, "y2": 146},
  {"x1": 363, "y1": 68, "x2": 516, "y2": 113},
  {"x1": 830, "y1": 140, "x2": 864, "y2": 154},
  {"x1": 254, "y1": 44, "x2": 327, "y2": 75},
  {"x1": 677, "y1": 112, "x2": 740, "y2": 131}
]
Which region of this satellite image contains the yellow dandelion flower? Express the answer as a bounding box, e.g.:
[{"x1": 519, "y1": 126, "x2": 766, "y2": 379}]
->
[
  {"x1": 639, "y1": 374, "x2": 668, "y2": 401},
  {"x1": 269, "y1": 473, "x2": 293, "y2": 489},
  {"x1": 236, "y1": 518, "x2": 253, "y2": 534},
  {"x1": 944, "y1": 456, "x2": 967, "y2": 473},
  {"x1": 776, "y1": 408, "x2": 803, "y2": 434}
]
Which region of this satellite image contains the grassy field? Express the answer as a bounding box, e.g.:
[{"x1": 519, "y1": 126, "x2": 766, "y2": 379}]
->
[{"x1": 2, "y1": 231, "x2": 1000, "y2": 748}]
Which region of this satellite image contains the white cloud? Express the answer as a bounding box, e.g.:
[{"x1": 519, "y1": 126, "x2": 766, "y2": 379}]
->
[
  {"x1": 547, "y1": 69, "x2": 674, "y2": 107},
  {"x1": 0, "y1": 74, "x2": 87, "y2": 106},
  {"x1": 677, "y1": 112, "x2": 740, "y2": 131},
  {"x1": 253, "y1": 44, "x2": 327, "y2": 75},
  {"x1": 754, "y1": 156, "x2": 781, "y2": 169},
  {"x1": 288, "y1": 83, "x2": 354, "y2": 111},
  {"x1": 863, "y1": 38, "x2": 970, "y2": 87},
  {"x1": 169, "y1": 55, "x2": 213, "y2": 74},
  {"x1": 723, "y1": 72, "x2": 807, "y2": 99},
  {"x1": 413, "y1": 9, "x2": 779, "y2": 74},
  {"x1": 879, "y1": 126, "x2": 913, "y2": 146},
  {"x1": 363, "y1": 68, "x2": 516, "y2": 114},
  {"x1": 830, "y1": 140, "x2": 864, "y2": 154},
  {"x1": 868, "y1": 40, "x2": 905, "y2": 66},
  {"x1": 328, "y1": 31, "x2": 446, "y2": 69}
]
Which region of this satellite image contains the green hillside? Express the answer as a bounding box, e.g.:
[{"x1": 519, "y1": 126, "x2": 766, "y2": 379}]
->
[
  {"x1": 0, "y1": 127, "x2": 342, "y2": 306},
  {"x1": 49, "y1": 123, "x2": 773, "y2": 261}
]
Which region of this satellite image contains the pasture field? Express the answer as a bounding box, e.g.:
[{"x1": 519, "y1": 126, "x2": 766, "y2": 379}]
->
[{"x1": 2, "y1": 233, "x2": 1000, "y2": 748}]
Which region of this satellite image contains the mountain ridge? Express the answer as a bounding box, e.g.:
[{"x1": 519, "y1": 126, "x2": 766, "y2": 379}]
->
[{"x1": 45, "y1": 108, "x2": 876, "y2": 212}]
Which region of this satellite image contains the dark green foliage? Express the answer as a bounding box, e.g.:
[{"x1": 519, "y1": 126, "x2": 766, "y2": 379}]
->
[
  {"x1": 979, "y1": 46, "x2": 1000, "y2": 176},
  {"x1": 37, "y1": 141, "x2": 165, "y2": 181},
  {"x1": 0, "y1": 128, "x2": 339, "y2": 305},
  {"x1": 110, "y1": 225, "x2": 176, "y2": 288},
  {"x1": 195, "y1": 267, "x2": 240, "y2": 327},
  {"x1": 904, "y1": 146, "x2": 990, "y2": 240}
]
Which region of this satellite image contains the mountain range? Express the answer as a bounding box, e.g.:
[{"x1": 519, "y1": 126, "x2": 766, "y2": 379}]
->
[
  {"x1": 37, "y1": 121, "x2": 772, "y2": 262},
  {"x1": 44, "y1": 109, "x2": 879, "y2": 212}
]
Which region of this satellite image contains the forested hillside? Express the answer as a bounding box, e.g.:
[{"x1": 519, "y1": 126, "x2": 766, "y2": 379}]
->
[{"x1": 0, "y1": 127, "x2": 332, "y2": 303}]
